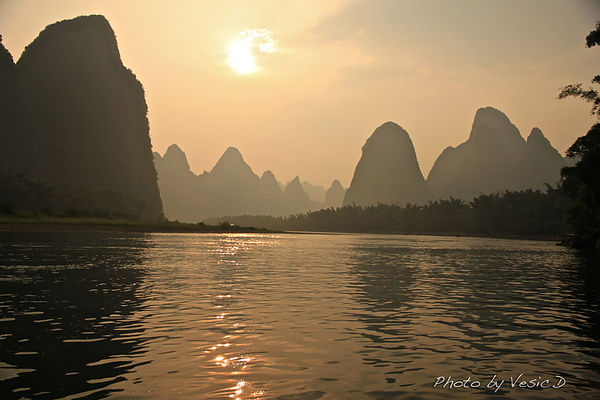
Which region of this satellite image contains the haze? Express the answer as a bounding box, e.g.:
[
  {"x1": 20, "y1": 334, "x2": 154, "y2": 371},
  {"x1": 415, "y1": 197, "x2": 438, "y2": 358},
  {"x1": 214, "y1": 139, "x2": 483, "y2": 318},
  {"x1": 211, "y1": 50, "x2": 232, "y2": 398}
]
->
[{"x1": 0, "y1": 0, "x2": 598, "y2": 186}]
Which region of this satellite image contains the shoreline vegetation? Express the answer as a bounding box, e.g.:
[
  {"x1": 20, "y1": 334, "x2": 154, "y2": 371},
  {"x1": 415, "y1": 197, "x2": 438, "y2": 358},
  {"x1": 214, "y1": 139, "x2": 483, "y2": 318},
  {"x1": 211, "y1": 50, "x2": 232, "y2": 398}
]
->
[
  {"x1": 288, "y1": 230, "x2": 562, "y2": 242},
  {"x1": 207, "y1": 187, "x2": 573, "y2": 243},
  {"x1": 0, "y1": 214, "x2": 277, "y2": 234},
  {"x1": 0, "y1": 186, "x2": 571, "y2": 242},
  {"x1": 0, "y1": 215, "x2": 562, "y2": 241}
]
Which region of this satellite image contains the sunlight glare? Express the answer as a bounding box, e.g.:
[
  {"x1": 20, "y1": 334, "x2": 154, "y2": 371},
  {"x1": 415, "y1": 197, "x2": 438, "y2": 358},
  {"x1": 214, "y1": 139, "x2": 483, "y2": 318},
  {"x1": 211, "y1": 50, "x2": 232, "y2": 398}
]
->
[
  {"x1": 226, "y1": 29, "x2": 276, "y2": 74},
  {"x1": 227, "y1": 41, "x2": 257, "y2": 74}
]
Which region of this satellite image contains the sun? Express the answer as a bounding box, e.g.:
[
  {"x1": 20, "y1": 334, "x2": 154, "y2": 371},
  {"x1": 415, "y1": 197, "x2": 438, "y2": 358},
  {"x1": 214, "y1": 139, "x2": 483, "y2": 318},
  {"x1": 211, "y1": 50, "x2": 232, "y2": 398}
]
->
[
  {"x1": 227, "y1": 41, "x2": 257, "y2": 74},
  {"x1": 226, "y1": 29, "x2": 276, "y2": 74}
]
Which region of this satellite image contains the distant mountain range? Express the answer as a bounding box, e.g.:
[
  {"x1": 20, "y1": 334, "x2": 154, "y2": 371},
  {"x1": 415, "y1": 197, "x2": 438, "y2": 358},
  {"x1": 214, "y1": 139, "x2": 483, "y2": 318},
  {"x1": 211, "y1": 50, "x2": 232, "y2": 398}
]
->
[
  {"x1": 344, "y1": 107, "x2": 567, "y2": 206},
  {"x1": 154, "y1": 145, "x2": 346, "y2": 222},
  {"x1": 0, "y1": 14, "x2": 570, "y2": 223},
  {"x1": 158, "y1": 106, "x2": 566, "y2": 221},
  {"x1": 427, "y1": 107, "x2": 566, "y2": 200}
]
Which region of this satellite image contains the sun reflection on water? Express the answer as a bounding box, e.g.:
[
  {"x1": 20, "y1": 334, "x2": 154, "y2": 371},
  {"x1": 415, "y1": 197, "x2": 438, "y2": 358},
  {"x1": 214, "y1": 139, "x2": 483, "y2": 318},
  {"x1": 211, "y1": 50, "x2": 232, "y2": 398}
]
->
[
  {"x1": 210, "y1": 346, "x2": 261, "y2": 398},
  {"x1": 226, "y1": 379, "x2": 265, "y2": 400},
  {"x1": 205, "y1": 277, "x2": 267, "y2": 399},
  {"x1": 190, "y1": 235, "x2": 282, "y2": 398}
]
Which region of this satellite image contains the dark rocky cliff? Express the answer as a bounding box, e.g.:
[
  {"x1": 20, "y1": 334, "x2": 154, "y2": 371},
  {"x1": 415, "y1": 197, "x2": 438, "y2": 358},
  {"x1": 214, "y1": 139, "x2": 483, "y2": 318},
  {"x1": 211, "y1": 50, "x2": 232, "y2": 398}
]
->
[{"x1": 0, "y1": 15, "x2": 163, "y2": 220}]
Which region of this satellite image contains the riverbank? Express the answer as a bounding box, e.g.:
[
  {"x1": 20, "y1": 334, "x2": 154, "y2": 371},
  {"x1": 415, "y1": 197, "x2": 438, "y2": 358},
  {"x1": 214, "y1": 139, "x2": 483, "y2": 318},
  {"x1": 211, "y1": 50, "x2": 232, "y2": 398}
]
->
[
  {"x1": 0, "y1": 216, "x2": 277, "y2": 234},
  {"x1": 0, "y1": 215, "x2": 565, "y2": 241},
  {"x1": 287, "y1": 229, "x2": 562, "y2": 242}
]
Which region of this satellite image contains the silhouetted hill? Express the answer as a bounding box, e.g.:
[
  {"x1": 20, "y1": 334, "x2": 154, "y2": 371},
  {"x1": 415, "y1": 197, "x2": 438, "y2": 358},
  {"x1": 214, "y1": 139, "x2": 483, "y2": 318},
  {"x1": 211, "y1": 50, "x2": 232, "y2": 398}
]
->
[
  {"x1": 154, "y1": 145, "x2": 318, "y2": 221},
  {"x1": 0, "y1": 16, "x2": 163, "y2": 220},
  {"x1": 153, "y1": 144, "x2": 200, "y2": 221},
  {"x1": 301, "y1": 181, "x2": 326, "y2": 203},
  {"x1": 159, "y1": 144, "x2": 194, "y2": 175},
  {"x1": 325, "y1": 180, "x2": 345, "y2": 208},
  {"x1": 524, "y1": 127, "x2": 565, "y2": 187},
  {"x1": 260, "y1": 170, "x2": 287, "y2": 215},
  {"x1": 427, "y1": 107, "x2": 565, "y2": 200},
  {"x1": 211, "y1": 146, "x2": 257, "y2": 181},
  {"x1": 284, "y1": 176, "x2": 312, "y2": 213},
  {"x1": 204, "y1": 146, "x2": 262, "y2": 216},
  {"x1": 260, "y1": 170, "x2": 281, "y2": 195},
  {"x1": 344, "y1": 122, "x2": 429, "y2": 206}
]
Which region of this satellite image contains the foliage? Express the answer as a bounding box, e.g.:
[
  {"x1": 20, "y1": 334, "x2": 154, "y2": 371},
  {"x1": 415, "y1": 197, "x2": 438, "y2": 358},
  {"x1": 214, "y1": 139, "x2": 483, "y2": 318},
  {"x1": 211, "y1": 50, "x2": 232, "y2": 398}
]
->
[
  {"x1": 558, "y1": 21, "x2": 600, "y2": 248},
  {"x1": 585, "y1": 21, "x2": 600, "y2": 48},
  {"x1": 558, "y1": 82, "x2": 600, "y2": 118},
  {"x1": 560, "y1": 124, "x2": 600, "y2": 247},
  {"x1": 558, "y1": 21, "x2": 600, "y2": 118},
  {"x1": 0, "y1": 169, "x2": 150, "y2": 220},
  {"x1": 214, "y1": 187, "x2": 570, "y2": 238}
]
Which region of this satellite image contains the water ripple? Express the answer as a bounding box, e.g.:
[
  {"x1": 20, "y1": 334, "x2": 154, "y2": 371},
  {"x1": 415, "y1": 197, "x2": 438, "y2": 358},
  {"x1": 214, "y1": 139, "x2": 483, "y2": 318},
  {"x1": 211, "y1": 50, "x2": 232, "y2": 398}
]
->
[{"x1": 0, "y1": 232, "x2": 599, "y2": 399}]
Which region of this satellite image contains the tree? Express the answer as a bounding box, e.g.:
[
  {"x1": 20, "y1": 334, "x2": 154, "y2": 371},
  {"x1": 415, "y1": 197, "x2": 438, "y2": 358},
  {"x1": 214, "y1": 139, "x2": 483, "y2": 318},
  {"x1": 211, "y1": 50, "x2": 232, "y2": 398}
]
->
[
  {"x1": 560, "y1": 124, "x2": 600, "y2": 247},
  {"x1": 559, "y1": 21, "x2": 600, "y2": 248},
  {"x1": 558, "y1": 22, "x2": 600, "y2": 117}
]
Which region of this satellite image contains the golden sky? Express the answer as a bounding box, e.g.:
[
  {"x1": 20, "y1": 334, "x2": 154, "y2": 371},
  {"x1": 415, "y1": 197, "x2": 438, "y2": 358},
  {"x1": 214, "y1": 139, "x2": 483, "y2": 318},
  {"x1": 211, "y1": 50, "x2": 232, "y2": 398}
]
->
[{"x1": 1, "y1": 0, "x2": 599, "y2": 187}]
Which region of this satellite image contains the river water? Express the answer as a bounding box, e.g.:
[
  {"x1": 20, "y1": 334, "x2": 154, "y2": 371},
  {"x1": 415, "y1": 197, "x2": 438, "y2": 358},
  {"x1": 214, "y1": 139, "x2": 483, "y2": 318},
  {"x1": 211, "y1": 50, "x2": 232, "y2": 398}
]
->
[{"x1": 0, "y1": 232, "x2": 599, "y2": 399}]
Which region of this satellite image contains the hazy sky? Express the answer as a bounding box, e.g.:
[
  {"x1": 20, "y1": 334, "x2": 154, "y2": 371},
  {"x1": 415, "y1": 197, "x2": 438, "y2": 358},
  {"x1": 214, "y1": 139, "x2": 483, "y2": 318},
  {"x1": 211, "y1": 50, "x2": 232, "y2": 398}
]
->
[{"x1": 1, "y1": 0, "x2": 599, "y2": 187}]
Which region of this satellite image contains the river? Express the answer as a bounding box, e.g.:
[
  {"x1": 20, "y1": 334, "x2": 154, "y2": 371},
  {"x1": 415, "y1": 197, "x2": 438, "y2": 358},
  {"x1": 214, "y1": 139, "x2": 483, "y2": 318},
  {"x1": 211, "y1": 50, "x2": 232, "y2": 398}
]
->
[{"x1": 0, "y1": 232, "x2": 599, "y2": 399}]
